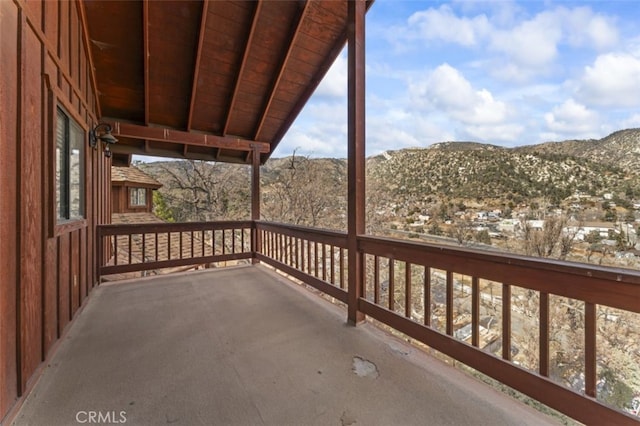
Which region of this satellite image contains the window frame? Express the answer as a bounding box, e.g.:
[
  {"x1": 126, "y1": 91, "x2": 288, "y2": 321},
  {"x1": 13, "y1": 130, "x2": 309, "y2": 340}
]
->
[
  {"x1": 48, "y1": 77, "x2": 88, "y2": 237},
  {"x1": 128, "y1": 187, "x2": 147, "y2": 208}
]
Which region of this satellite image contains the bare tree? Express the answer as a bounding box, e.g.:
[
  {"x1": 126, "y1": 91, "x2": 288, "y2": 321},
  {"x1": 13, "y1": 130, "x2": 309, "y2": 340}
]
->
[
  {"x1": 262, "y1": 151, "x2": 346, "y2": 229},
  {"x1": 155, "y1": 160, "x2": 249, "y2": 222},
  {"x1": 519, "y1": 213, "x2": 578, "y2": 259}
]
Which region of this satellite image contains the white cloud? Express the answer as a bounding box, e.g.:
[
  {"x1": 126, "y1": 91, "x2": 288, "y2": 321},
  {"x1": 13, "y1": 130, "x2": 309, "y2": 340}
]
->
[
  {"x1": 406, "y1": 4, "x2": 491, "y2": 47},
  {"x1": 463, "y1": 123, "x2": 525, "y2": 144},
  {"x1": 490, "y1": 11, "x2": 562, "y2": 69},
  {"x1": 411, "y1": 64, "x2": 508, "y2": 126},
  {"x1": 563, "y1": 7, "x2": 618, "y2": 50},
  {"x1": 315, "y1": 53, "x2": 348, "y2": 98},
  {"x1": 575, "y1": 53, "x2": 640, "y2": 107},
  {"x1": 544, "y1": 99, "x2": 600, "y2": 135}
]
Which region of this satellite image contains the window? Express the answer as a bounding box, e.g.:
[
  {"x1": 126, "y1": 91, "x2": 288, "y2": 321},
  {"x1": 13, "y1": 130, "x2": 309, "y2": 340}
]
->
[
  {"x1": 130, "y1": 188, "x2": 147, "y2": 207},
  {"x1": 56, "y1": 107, "x2": 84, "y2": 220}
]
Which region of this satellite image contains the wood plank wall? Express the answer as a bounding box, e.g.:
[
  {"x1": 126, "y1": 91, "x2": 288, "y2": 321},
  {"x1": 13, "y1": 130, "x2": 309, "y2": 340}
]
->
[{"x1": 0, "y1": 1, "x2": 109, "y2": 422}]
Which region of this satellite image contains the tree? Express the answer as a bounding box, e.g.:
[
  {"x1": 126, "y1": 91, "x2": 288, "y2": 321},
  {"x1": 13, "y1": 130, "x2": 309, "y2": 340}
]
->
[
  {"x1": 449, "y1": 219, "x2": 472, "y2": 246},
  {"x1": 153, "y1": 160, "x2": 250, "y2": 222},
  {"x1": 519, "y1": 213, "x2": 577, "y2": 260},
  {"x1": 474, "y1": 229, "x2": 491, "y2": 245},
  {"x1": 152, "y1": 191, "x2": 174, "y2": 222},
  {"x1": 261, "y1": 152, "x2": 346, "y2": 229}
]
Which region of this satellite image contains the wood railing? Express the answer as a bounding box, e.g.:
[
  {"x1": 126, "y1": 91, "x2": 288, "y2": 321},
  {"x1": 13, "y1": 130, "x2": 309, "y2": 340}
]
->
[
  {"x1": 254, "y1": 221, "x2": 349, "y2": 303},
  {"x1": 97, "y1": 221, "x2": 252, "y2": 277},
  {"x1": 356, "y1": 235, "x2": 640, "y2": 424},
  {"x1": 97, "y1": 220, "x2": 640, "y2": 424}
]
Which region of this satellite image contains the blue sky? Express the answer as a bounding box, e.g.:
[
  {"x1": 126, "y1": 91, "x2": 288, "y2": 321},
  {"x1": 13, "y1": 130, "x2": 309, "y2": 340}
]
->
[{"x1": 275, "y1": 0, "x2": 640, "y2": 158}]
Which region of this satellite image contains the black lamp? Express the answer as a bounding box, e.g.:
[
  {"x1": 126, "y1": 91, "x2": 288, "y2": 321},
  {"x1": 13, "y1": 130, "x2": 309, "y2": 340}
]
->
[{"x1": 89, "y1": 123, "x2": 118, "y2": 158}]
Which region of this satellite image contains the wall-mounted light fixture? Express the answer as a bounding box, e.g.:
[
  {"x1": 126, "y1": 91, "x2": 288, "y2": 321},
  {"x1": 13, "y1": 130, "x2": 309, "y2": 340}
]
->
[{"x1": 89, "y1": 123, "x2": 118, "y2": 158}]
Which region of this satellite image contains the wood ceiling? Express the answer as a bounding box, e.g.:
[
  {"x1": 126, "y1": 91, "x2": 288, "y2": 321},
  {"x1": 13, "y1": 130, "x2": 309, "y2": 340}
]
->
[{"x1": 83, "y1": 0, "x2": 371, "y2": 164}]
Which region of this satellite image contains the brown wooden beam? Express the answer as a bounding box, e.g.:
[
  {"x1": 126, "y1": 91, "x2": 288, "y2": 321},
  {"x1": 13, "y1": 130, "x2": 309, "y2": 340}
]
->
[
  {"x1": 105, "y1": 121, "x2": 270, "y2": 153},
  {"x1": 186, "y1": 0, "x2": 209, "y2": 131},
  {"x1": 347, "y1": 0, "x2": 366, "y2": 325},
  {"x1": 251, "y1": 148, "x2": 261, "y2": 264},
  {"x1": 142, "y1": 0, "x2": 150, "y2": 125},
  {"x1": 254, "y1": 0, "x2": 310, "y2": 141},
  {"x1": 223, "y1": 0, "x2": 263, "y2": 136},
  {"x1": 271, "y1": 0, "x2": 373, "y2": 146}
]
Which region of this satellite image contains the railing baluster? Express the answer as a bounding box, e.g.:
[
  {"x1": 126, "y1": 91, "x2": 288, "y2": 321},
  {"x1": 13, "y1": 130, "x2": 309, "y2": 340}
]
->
[
  {"x1": 202, "y1": 230, "x2": 206, "y2": 257},
  {"x1": 502, "y1": 283, "x2": 512, "y2": 361},
  {"x1": 191, "y1": 231, "x2": 194, "y2": 258},
  {"x1": 585, "y1": 302, "x2": 597, "y2": 397},
  {"x1": 389, "y1": 259, "x2": 395, "y2": 311},
  {"x1": 307, "y1": 240, "x2": 312, "y2": 274},
  {"x1": 179, "y1": 232, "x2": 183, "y2": 259},
  {"x1": 280, "y1": 233, "x2": 284, "y2": 262},
  {"x1": 539, "y1": 292, "x2": 549, "y2": 376},
  {"x1": 424, "y1": 266, "x2": 431, "y2": 326},
  {"x1": 330, "y1": 245, "x2": 335, "y2": 285},
  {"x1": 294, "y1": 237, "x2": 300, "y2": 269},
  {"x1": 128, "y1": 235, "x2": 132, "y2": 265},
  {"x1": 167, "y1": 232, "x2": 171, "y2": 260},
  {"x1": 142, "y1": 233, "x2": 146, "y2": 263},
  {"x1": 223, "y1": 229, "x2": 227, "y2": 255},
  {"x1": 446, "y1": 271, "x2": 453, "y2": 336},
  {"x1": 322, "y1": 243, "x2": 327, "y2": 281},
  {"x1": 154, "y1": 232, "x2": 158, "y2": 261},
  {"x1": 374, "y1": 255, "x2": 379, "y2": 304},
  {"x1": 314, "y1": 242, "x2": 319, "y2": 278},
  {"x1": 339, "y1": 247, "x2": 345, "y2": 289},
  {"x1": 405, "y1": 262, "x2": 411, "y2": 318},
  {"x1": 113, "y1": 236, "x2": 118, "y2": 265},
  {"x1": 472, "y1": 276, "x2": 479, "y2": 347},
  {"x1": 232, "y1": 229, "x2": 237, "y2": 254}
]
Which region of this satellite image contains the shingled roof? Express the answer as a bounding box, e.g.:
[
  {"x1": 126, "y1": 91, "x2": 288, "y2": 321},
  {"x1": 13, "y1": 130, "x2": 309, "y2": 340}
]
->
[{"x1": 111, "y1": 166, "x2": 163, "y2": 188}]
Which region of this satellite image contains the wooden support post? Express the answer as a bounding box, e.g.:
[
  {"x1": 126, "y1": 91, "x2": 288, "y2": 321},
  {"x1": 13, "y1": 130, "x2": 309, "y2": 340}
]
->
[
  {"x1": 251, "y1": 147, "x2": 260, "y2": 264},
  {"x1": 347, "y1": 0, "x2": 366, "y2": 325}
]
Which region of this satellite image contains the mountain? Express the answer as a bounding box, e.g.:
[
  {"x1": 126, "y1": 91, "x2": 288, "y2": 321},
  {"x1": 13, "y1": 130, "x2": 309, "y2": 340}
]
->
[
  {"x1": 369, "y1": 133, "x2": 638, "y2": 205},
  {"x1": 138, "y1": 129, "x2": 640, "y2": 226},
  {"x1": 515, "y1": 128, "x2": 640, "y2": 174}
]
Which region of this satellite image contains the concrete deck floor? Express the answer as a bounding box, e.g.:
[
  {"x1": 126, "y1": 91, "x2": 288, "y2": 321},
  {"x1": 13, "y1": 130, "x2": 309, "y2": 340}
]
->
[{"x1": 13, "y1": 265, "x2": 559, "y2": 426}]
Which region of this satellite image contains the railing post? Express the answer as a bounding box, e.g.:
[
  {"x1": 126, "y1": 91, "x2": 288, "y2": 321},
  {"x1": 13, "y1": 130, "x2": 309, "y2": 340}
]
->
[
  {"x1": 251, "y1": 147, "x2": 261, "y2": 264},
  {"x1": 347, "y1": 0, "x2": 366, "y2": 325},
  {"x1": 96, "y1": 225, "x2": 103, "y2": 284}
]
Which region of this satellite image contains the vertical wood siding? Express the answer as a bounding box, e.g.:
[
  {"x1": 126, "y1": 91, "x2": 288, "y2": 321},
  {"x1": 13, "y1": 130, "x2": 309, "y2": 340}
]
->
[
  {"x1": 0, "y1": 1, "x2": 106, "y2": 422},
  {"x1": 0, "y1": 1, "x2": 19, "y2": 419}
]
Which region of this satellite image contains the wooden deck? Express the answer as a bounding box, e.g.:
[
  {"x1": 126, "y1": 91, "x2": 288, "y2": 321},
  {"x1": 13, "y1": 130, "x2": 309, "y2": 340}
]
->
[{"x1": 13, "y1": 266, "x2": 558, "y2": 426}]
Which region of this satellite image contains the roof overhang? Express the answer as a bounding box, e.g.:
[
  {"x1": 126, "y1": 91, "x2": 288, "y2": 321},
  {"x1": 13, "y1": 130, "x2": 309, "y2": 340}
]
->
[{"x1": 82, "y1": 0, "x2": 373, "y2": 165}]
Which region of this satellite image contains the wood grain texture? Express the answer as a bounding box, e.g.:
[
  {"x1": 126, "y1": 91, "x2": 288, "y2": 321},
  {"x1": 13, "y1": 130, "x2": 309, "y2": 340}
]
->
[
  {"x1": 19, "y1": 21, "x2": 44, "y2": 393},
  {"x1": 57, "y1": 233, "x2": 70, "y2": 335},
  {"x1": 0, "y1": 1, "x2": 19, "y2": 418}
]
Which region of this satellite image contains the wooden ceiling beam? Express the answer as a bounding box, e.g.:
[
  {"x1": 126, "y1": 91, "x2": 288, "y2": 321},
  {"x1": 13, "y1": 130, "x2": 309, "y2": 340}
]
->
[
  {"x1": 254, "y1": 0, "x2": 311, "y2": 141},
  {"x1": 143, "y1": 0, "x2": 150, "y2": 125},
  {"x1": 271, "y1": 0, "x2": 374, "y2": 147},
  {"x1": 222, "y1": 0, "x2": 263, "y2": 136},
  {"x1": 105, "y1": 121, "x2": 271, "y2": 153},
  {"x1": 186, "y1": 0, "x2": 209, "y2": 131}
]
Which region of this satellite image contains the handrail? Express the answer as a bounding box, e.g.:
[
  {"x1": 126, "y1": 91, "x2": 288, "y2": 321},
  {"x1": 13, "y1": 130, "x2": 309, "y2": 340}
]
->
[
  {"x1": 358, "y1": 234, "x2": 640, "y2": 314},
  {"x1": 97, "y1": 220, "x2": 252, "y2": 278},
  {"x1": 96, "y1": 220, "x2": 640, "y2": 423}
]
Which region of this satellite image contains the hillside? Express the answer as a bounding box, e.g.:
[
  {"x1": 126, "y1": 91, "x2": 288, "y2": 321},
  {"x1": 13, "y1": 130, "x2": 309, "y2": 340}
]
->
[
  {"x1": 138, "y1": 128, "x2": 640, "y2": 227},
  {"x1": 516, "y1": 128, "x2": 640, "y2": 174},
  {"x1": 369, "y1": 144, "x2": 631, "y2": 205}
]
